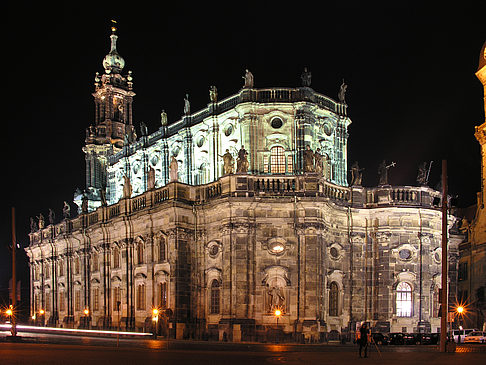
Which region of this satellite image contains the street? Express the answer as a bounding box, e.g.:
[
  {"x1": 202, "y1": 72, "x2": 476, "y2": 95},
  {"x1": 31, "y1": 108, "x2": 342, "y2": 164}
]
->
[{"x1": 1, "y1": 331, "x2": 485, "y2": 365}]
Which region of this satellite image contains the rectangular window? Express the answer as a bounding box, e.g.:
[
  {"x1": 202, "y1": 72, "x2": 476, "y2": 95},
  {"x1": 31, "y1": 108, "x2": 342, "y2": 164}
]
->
[
  {"x1": 113, "y1": 287, "x2": 121, "y2": 311},
  {"x1": 93, "y1": 288, "x2": 99, "y2": 312},
  {"x1": 159, "y1": 282, "x2": 167, "y2": 308},
  {"x1": 396, "y1": 291, "x2": 412, "y2": 317},
  {"x1": 113, "y1": 249, "x2": 120, "y2": 269},
  {"x1": 59, "y1": 292, "x2": 65, "y2": 312},
  {"x1": 458, "y1": 262, "x2": 468, "y2": 281},
  {"x1": 270, "y1": 146, "x2": 286, "y2": 174},
  {"x1": 75, "y1": 290, "x2": 81, "y2": 311},
  {"x1": 287, "y1": 155, "x2": 293, "y2": 174},
  {"x1": 46, "y1": 294, "x2": 50, "y2": 312},
  {"x1": 137, "y1": 285, "x2": 145, "y2": 310},
  {"x1": 263, "y1": 155, "x2": 269, "y2": 173}
]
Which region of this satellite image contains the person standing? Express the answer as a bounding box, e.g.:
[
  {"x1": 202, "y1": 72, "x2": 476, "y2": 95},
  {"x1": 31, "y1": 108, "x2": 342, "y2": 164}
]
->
[{"x1": 358, "y1": 323, "x2": 370, "y2": 358}]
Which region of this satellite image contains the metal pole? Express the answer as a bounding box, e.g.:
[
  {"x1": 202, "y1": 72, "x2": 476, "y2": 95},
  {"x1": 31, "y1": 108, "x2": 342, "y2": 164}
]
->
[
  {"x1": 440, "y1": 160, "x2": 448, "y2": 352},
  {"x1": 11, "y1": 207, "x2": 17, "y2": 338}
]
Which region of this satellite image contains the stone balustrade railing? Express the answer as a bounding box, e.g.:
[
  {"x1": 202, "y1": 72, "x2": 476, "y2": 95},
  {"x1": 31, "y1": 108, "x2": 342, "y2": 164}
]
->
[{"x1": 28, "y1": 176, "x2": 443, "y2": 245}]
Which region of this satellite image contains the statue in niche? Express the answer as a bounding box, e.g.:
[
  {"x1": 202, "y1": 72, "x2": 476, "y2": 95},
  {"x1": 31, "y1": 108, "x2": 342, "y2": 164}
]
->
[
  {"x1": 314, "y1": 148, "x2": 323, "y2": 175},
  {"x1": 242, "y1": 69, "x2": 254, "y2": 89},
  {"x1": 236, "y1": 146, "x2": 249, "y2": 173},
  {"x1": 48, "y1": 208, "x2": 55, "y2": 225},
  {"x1": 350, "y1": 161, "x2": 364, "y2": 186},
  {"x1": 160, "y1": 109, "x2": 168, "y2": 126},
  {"x1": 338, "y1": 79, "x2": 347, "y2": 104},
  {"x1": 123, "y1": 133, "x2": 130, "y2": 146},
  {"x1": 378, "y1": 160, "x2": 396, "y2": 186},
  {"x1": 417, "y1": 161, "x2": 432, "y2": 186},
  {"x1": 209, "y1": 85, "x2": 218, "y2": 103},
  {"x1": 37, "y1": 213, "x2": 45, "y2": 229},
  {"x1": 301, "y1": 67, "x2": 312, "y2": 87},
  {"x1": 122, "y1": 176, "x2": 133, "y2": 198},
  {"x1": 220, "y1": 149, "x2": 234, "y2": 175},
  {"x1": 304, "y1": 145, "x2": 315, "y2": 173},
  {"x1": 267, "y1": 284, "x2": 285, "y2": 310},
  {"x1": 183, "y1": 94, "x2": 191, "y2": 115},
  {"x1": 62, "y1": 201, "x2": 71, "y2": 219},
  {"x1": 169, "y1": 155, "x2": 178, "y2": 182},
  {"x1": 30, "y1": 217, "x2": 38, "y2": 233},
  {"x1": 147, "y1": 167, "x2": 156, "y2": 190}
]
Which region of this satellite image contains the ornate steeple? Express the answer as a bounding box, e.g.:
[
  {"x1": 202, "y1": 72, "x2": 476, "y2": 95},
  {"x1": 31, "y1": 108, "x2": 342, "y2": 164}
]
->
[
  {"x1": 77, "y1": 22, "x2": 137, "y2": 213},
  {"x1": 102, "y1": 22, "x2": 125, "y2": 74}
]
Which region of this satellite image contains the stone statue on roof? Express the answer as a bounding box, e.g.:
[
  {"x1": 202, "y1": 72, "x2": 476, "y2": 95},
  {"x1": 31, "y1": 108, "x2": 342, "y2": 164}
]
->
[
  {"x1": 338, "y1": 79, "x2": 347, "y2": 104},
  {"x1": 209, "y1": 86, "x2": 218, "y2": 103},
  {"x1": 243, "y1": 69, "x2": 254, "y2": 89},
  {"x1": 301, "y1": 67, "x2": 312, "y2": 87},
  {"x1": 169, "y1": 156, "x2": 178, "y2": 182},
  {"x1": 184, "y1": 94, "x2": 191, "y2": 115},
  {"x1": 236, "y1": 146, "x2": 249, "y2": 173},
  {"x1": 63, "y1": 201, "x2": 71, "y2": 219},
  {"x1": 160, "y1": 110, "x2": 168, "y2": 126}
]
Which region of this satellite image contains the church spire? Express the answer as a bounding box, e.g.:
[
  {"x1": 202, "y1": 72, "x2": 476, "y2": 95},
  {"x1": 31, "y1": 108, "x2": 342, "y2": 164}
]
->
[{"x1": 102, "y1": 20, "x2": 125, "y2": 74}]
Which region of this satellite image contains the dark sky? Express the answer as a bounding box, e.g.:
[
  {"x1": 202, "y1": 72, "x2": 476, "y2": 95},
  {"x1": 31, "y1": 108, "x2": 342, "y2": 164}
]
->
[{"x1": 2, "y1": 3, "x2": 485, "y2": 311}]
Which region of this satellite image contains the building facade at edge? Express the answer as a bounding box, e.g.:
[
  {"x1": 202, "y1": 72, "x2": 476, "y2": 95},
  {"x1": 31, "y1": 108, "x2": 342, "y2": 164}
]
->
[
  {"x1": 26, "y1": 28, "x2": 463, "y2": 341},
  {"x1": 458, "y1": 41, "x2": 486, "y2": 332}
]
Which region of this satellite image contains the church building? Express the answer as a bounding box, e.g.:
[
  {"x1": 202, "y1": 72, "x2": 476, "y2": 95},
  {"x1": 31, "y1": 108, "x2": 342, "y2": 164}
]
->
[{"x1": 26, "y1": 26, "x2": 463, "y2": 342}]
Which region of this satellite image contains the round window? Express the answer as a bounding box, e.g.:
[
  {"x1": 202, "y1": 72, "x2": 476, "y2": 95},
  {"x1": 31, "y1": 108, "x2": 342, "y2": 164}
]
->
[
  {"x1": 399, "y1": 249, "x2": 412, "y2": 260},
  {"x1": 209, "y1": 245, "x2": 219, "y2": 257},
  {"x1": 323, "y1": 123, "x2": 332, "y2": 136},
  {"x1": 330, "y1": 247, "x2": 339, "y2": 259},
  {"x1": 271, "y1": 117, "x2": 283, "y2": 129},
  {"x1": 196, "y1": 135, "x2": 205, "y2": 148},
  {"x1": 171, "y1": 145, "x2": 180, "y2": 157},
  {"x1": 434, "y1": 252, "x2": 441, "y2": 263},
  {"x1": 150, "y1": 154, "x2": 160, "y2": 166},
  {"x1": 269, "y1": 241, "x2": 285, "y2": 254},
  {"x1": 224, "y1": 124, "x2": 233, "y2": 137}
]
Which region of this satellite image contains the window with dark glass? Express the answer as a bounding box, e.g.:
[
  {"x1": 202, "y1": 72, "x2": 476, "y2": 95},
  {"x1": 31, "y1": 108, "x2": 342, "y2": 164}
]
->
[
  {"x1": 329, "y1": 282, "x2": 339, "y2": 316},
  {"x1": 210, "y1": 280, "x2": 220, "y2": 314}
]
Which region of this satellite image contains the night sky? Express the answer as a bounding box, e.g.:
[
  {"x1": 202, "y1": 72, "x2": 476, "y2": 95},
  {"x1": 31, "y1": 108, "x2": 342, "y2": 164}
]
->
[{"x1": 2, "y1": 3, "x2": 485, "y2": 314}]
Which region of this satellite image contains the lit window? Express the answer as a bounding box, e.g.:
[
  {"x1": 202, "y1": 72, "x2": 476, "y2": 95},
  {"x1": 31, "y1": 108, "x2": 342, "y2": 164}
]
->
[
  {"x1": 159, "y1": 282, "x2": 167, "y2": 308},
  {"x1": 93, "y1": 288, "x2": 99, "y2": 311},
  {"x1": 137, "y1": 284, "x2": 145, "y2": 310},
  {"x1": 396, "y1": 282, "x2": 412, "y2": 317},
  {"x1": 159, "y1": 238, "x2": 166, "y2": 262},
  {"x1": 113, "y1": 248, "x2": 120, "y2": 269},
  {"x1": 137, "y1": 243, "x2": 144, "y2": 264},
  {"x1": 287, "y1": 155, "x2": 293, "y2": 173},
  {"x1": 329, "y1": 282, "x2": 339, "y2": 316},
  {"x1": 210, "y1": 280, "x2": 220, "y2": 314},
  {"x1": 270, "y1": 146, "x2": 286, "y2": 174}
]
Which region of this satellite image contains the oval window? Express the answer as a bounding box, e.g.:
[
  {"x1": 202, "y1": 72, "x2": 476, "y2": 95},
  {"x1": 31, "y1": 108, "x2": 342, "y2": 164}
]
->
[
  {"x1": 271, "y1": 117, "x2": 283, "y2": 129},
  {"x1": 224, "y1": 124, "x2": 233, "y2": 137},
  {"x1": 399, "y1": 249, "x2": 412, "y2": 260}
]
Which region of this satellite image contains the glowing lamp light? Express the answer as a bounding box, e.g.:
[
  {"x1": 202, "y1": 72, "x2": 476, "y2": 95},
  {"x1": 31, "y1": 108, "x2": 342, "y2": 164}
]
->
[
  {"x1": 152, "y1": 308, "x2": 159, "y2": 316},
  {"x1": 84, "y1": 309, "x2": 90, "y2": 316},
  {"x1": 6, "y1": 308, "x2": 13, "y2": 316},
  {"x1": 274, "y1": 309, "x2": 282, "y2": 317},
  {"x1": 457, "y1": 306, "x2": 464, "y2": 314},
  {"x1": 39, "y1": 309, "x2": 45, "y2": 315}
]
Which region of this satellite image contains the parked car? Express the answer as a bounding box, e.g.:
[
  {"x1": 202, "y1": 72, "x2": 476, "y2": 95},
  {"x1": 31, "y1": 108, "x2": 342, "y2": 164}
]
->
[
  {"x1": 388, "y1": 333, "x2": 405, "y2": 345},
  {"x1": 464, "y1": 331, "x2": 486, "y2": 344},
  {"x1": 371, "y1": 333, "x2": 389, "y2": 345},
  {"x1": 453, "y1": 328, "x2": 478, "y2": 343}
]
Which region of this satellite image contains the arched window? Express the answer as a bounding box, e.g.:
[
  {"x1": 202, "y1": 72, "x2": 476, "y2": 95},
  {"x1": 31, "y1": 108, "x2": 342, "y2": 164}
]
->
[
  {"x1": 137, "y1": 284, "x2": 145, "y2": 310},
  {"x1": 159, "y1": 282, "x2": 167, "y2": 308},
  {"x1": 74, "y1": 257, "x2": 80, "y2": 275},
  {"x1": 92, "y1": 252, "x2": 99, "y2": 272},
  {"x1": 270, "y1": 146, "x2": 286, "y2": 174},
  {"x1": 58, "y1": 261, "x2": 64, "y2": 277},
  {"x1": 137, "y1": 242, "x2": 144, "y2": 265},
  {"x1": 396, "y1": 282, "x2": 413, "y2": 317},
  {"x1": 113, "y1": 247, "x2": 120, "y2": 269},
  {"x1": 159, "y1": 238, "x2": 166, "y2": 262},
  {"x1": 329, "y1": 282, "x2": 339, "y2": 316},
  {"x1": 210, "y1": 280, "x2": 220, "y2": 314}
]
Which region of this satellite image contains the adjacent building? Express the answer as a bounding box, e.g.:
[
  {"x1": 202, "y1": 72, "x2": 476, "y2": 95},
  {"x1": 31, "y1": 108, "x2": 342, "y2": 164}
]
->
[{"x1": 26, "y1": 27, "x2": 463, "y2": 341}]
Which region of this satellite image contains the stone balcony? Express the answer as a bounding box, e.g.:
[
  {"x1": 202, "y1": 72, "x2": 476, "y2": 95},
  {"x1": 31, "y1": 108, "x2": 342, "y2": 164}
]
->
[{"x1": 28, "y1": 174, "x2": 444, "y2": 245}]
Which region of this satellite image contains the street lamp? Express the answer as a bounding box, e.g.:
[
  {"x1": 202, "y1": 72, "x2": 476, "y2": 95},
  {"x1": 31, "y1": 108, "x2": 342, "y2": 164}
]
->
[
  {"x1": 152, "y1": 308, "x2": 159, "y2": 339},
  {"x1": 274, "y1": 308, "x2": 282, "y2": 343},
  {"x1": 84, "y1": 308, "x2": 90, "y2": 329}
]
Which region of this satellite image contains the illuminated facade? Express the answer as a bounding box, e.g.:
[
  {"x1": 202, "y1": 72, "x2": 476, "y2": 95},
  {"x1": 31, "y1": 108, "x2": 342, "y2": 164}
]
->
[
  {"x1": 458, "y1": 41, "x2": 486, "y2": 331},
  {"x1": 26, "y1": 28, "x2": 463, "y2": 341}
]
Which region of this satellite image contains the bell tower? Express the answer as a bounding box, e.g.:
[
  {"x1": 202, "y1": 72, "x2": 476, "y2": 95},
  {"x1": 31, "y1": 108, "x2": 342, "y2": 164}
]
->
[{"x1": 77, "y1": 23, "x2": 137, "y2": 212}]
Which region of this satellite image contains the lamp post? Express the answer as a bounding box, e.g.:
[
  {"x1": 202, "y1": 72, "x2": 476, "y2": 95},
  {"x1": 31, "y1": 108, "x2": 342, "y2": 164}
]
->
[
  {"x1": 274, "y1": 308, "x2": 282, "y2": 343},
  {"x1": 84, "y1": 308, "x2": 90, "y2": 329},
  {"x1": 152, "y1": 308, "x2": 159, "y2": 339},
  {"x1": 39, "y1": 309, "x2": 45, "y2": 327}
]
